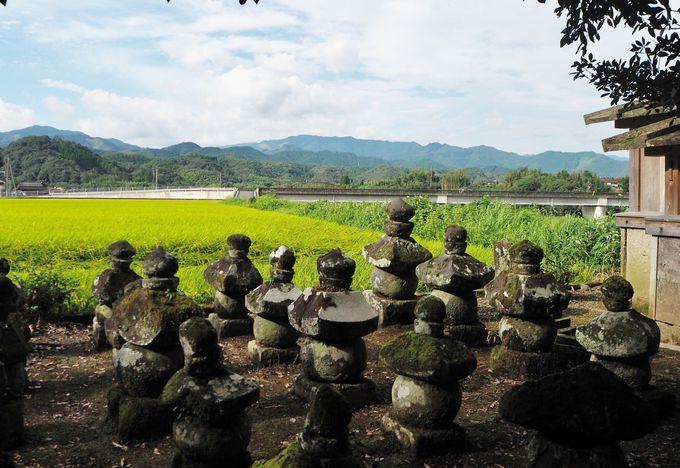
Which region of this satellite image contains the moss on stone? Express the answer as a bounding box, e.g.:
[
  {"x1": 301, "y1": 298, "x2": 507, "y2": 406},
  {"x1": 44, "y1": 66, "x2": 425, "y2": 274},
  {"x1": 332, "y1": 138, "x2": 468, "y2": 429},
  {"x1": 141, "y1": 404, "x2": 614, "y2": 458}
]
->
[
  {"x1": 509, "y1": 240, "x2": 543, "y2": 265},
  {"x1": 380, "y1": 331, "x2": 476, "y2": 383},
  {"x1": 253, "y1": 442, "x2": 362, "y2": 468}
]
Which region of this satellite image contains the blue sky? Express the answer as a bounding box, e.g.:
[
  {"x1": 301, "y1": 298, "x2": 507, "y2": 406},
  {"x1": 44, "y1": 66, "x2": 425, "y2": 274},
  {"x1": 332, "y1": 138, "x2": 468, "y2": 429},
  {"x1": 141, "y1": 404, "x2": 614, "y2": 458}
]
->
[{"x1": 0, "y1": 0, "x2": 632, "y2": 154}]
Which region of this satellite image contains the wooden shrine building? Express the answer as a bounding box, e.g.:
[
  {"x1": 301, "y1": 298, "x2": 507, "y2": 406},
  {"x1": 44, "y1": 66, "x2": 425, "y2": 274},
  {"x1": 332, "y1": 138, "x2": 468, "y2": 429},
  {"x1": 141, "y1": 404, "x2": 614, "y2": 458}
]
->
[{"x1": 585, "y1": 103, "x2": 680, "y2": 347}]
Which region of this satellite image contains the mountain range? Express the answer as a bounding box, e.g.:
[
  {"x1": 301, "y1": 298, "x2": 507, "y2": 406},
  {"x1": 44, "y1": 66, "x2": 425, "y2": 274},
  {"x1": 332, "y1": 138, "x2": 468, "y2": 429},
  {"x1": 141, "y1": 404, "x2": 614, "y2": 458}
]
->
[{"x1": 0, "y1": 126, "x2": 628, "y2": 177}]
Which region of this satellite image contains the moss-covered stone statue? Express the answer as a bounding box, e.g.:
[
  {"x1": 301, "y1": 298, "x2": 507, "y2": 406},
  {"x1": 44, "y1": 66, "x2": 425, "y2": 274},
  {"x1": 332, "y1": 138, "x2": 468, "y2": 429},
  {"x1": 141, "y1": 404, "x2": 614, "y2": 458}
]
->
[
  {"x1": 416, "y1": 225, "x2": 494, "y2": 347},
  {"x1": 204, "y1": 234, "x2": 263, "y2": 338},
  {"x1": 254, "y1": 384, "x2": 361, "y2": 468},
  {"x1": 363, "y1": 198, "x2": 432, "y2": 326},
  {"x1": 107, "y1": 247, "x2": 203, "y2": 441},
  {"x1": 289, "y1": 249, "x2": 379, "y2": 409},
  {"x1": 92, "y1": 241, "x2": 142, "y2": 350},
  {"x1": 246, "y1": 246, "x2": 302, "y2": 366},
  {"x1": 486, "y1": 240, "x2": 570, "y2": 379},
  {"x1": 162, "y1": 317, "x2": 260, "y2": 468},
  {"x1": 380, "y1": 295, "x2": 477, "y2": 458}
]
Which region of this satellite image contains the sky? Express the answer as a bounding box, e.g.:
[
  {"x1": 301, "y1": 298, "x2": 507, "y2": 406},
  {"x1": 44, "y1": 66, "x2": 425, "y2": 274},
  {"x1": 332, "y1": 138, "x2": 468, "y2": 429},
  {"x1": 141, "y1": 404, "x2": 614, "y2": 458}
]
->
[{"x1": 0, "y1": 0, "x2": 635, "y2": 155}]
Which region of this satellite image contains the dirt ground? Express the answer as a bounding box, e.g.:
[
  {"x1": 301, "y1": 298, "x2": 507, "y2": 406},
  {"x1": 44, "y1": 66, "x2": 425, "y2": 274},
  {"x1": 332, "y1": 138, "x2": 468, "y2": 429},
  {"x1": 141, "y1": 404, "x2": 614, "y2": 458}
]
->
[{"x1": 9, "y1": 290, "x2": 680, "y2": 468}]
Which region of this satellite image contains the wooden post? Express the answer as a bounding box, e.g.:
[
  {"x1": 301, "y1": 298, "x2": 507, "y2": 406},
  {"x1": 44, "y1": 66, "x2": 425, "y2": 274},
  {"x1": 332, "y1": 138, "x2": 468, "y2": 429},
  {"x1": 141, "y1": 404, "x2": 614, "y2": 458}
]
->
[
  {"x1": 629, "y1": 148, "x2": 641, "y2": 211},
  {"x1": 665, "y1": 150, "x2": 680, "y2": 215}
]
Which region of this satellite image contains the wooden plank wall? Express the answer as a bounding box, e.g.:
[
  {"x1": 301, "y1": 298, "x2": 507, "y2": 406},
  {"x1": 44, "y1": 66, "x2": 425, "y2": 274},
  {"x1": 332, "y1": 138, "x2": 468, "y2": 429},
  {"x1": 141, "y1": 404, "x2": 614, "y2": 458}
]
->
[{"x1": 665, "y1": 149, "x2": 680, "y2": 215}]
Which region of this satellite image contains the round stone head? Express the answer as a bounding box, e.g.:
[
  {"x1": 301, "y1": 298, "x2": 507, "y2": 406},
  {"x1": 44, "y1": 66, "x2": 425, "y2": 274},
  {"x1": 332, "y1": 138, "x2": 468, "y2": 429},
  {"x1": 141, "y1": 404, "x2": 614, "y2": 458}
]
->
[
  {"x1": 142, "y1": 247, "x2": 179, "y2": 278},
  {"x1": 108, "y1": 240, "x2": 136, "y2": 271},
  {"x1": 444, "y1": 225, "x2": 468, "y2": 255},
  {"x1": 385, "y1": 198, "x2": 415, "y2": 222},
  {"x1": 414, "y1": 295, "x2": 446, "y2": 337},
  {"x1": 0, "y1": 257, "x2": 10, "y2": 276},
  {"x1": 601, "y1": 275, "x2": 634, "y2": 312},
  {"x1": 317, "y1": 248, "x2": 356, "y2": 290},
  {"x1": 227, "y1": 234, "x2": 251, "y2": 259},
  {"x1": 270, "y1": 245, "x2": 295, "y2": 282},
  {"x1": 179, "y1": 317, "x2": 222, "y2": 377},
  {"x1": 508, "y1": 240, "x2": 544, "y2": 274}
]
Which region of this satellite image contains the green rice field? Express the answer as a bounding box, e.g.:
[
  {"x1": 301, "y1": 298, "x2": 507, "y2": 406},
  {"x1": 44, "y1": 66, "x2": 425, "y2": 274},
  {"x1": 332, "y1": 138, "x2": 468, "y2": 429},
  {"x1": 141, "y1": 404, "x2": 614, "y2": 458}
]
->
[{"x1": 0, "y1": 199, "x2": 491, "y2": 315}]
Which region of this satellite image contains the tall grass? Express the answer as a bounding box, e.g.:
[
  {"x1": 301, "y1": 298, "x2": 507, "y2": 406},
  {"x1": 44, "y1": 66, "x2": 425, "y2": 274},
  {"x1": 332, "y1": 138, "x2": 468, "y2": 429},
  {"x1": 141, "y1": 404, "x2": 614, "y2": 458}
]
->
[{"x1": 228, "y1": 196, "x2": 621, "y2": 283}]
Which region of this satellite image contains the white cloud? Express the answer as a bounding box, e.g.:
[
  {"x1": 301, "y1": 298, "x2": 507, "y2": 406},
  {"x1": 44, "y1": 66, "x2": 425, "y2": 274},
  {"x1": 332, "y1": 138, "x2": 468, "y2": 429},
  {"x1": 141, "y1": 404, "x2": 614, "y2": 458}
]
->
[
  {"x1": 42, "y1": 96, "x2": 75, "y2": 115},
  {"x1": 0, "y1": 98, "x2": 36, "y2": 131},
  {"x1": 1, "y1": 0, "x2": 631, "y2": 154},
  {"x1": 41, "y1": 79, "x2": 85, "y2": 94}
]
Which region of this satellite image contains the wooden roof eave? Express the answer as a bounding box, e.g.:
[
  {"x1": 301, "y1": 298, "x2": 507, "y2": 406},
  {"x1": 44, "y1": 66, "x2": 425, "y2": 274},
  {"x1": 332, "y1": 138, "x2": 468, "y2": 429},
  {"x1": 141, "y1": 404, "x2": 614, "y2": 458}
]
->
[
  {"x1": 584, "y1": 102, "x2": 677, "y2": 126},
  {"x1": 601, "y1": 116, "x2": 680, "y2": 152}
]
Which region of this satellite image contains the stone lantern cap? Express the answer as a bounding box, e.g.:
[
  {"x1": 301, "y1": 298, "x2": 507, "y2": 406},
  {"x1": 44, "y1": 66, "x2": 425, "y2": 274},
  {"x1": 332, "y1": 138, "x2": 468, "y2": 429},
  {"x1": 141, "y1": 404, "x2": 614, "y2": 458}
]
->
[
  {"x1": 600, "y1": 275, "x2": 634, "y2": 312},
  {"x1": 142, "y1": 247, "x2": 179, "y2": 278},
  {"x1": 317, "y1": 249, "x2": 356, "y2": 290},
  {"x1": 108, "y1": 240, "x2": 137, "y2": 260},
  {"x1": 385, "y1": 198, "x2": 415, "y2": 222}
]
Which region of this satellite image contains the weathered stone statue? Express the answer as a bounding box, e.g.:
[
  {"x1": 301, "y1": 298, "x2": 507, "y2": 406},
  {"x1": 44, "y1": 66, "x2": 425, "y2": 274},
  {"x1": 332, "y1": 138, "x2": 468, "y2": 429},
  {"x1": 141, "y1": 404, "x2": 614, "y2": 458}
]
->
[
  {"x1": 92, "y1": 241, "x2": 142, "y2": 350},
  {"x1": 363, "y1": 198, "x2": 432, "y2": 326},
  {"x1": 108, "y1": 247, "x2": 202, "y2": 441},
  {"x1": 576, "y1": 276, "x2": 675, "y2": 416},
  {"x1": 500, "y1": 362, "x2": 659, "y2": 467},
  {"x1": 246, "y1": 246, "x2": 302, "y2": 366},
  {"x1": 486, "y1": 240, "x2": 570, "y2": 379},
  {"x1": 253, "y1": 384, "x2": 361, "y2": 468},
  {"x1": 416, "y1": 225, "x2": 495, "y2": 347},
  {"x1": 0, "y1": 267, "x2": 28, "y2": 450},
  {"x1": 380, "y1": 295, "x2": 477, "y2": 457},
  {"x1": 161, "y1": 317, "x2": 260, "y2": 468},
  {"x1": 289, "y1": 249, "x2": 379, "y2": 408},
  {"x1": 204, "y1": 234, "x2": 263, "y2": 337},
  {"x1": 576, "y1": 276, "x2": 659, "y2": 388}
]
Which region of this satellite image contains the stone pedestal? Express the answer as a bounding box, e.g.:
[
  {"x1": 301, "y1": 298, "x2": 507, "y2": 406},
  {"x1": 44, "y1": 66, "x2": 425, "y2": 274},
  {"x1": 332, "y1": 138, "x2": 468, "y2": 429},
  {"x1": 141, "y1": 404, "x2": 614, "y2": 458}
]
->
[
  {"x1": 382, "y1": 412, "x2": 465, "y2": 459},
  {"x1": 489, "y1": 347, "x2": 565, "y2": 380},
  {"x1": 363, "y1": 198, "x2": 432, "y2": 327}
]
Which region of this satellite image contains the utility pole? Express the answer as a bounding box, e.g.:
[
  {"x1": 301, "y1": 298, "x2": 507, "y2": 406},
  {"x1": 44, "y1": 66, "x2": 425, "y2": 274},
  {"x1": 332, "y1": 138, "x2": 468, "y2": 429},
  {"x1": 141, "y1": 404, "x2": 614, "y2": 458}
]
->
[{"x1": 153, "y1": 167, "x2": 158, "y2": 190}]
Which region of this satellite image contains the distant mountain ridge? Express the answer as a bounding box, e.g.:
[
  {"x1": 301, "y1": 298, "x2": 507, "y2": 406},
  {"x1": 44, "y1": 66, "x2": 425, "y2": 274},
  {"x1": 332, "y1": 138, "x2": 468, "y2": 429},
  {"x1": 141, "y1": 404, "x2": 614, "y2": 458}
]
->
[
  {"x1": 0, "y1": 126, "x2": 628, "y2": 177},
  {"x1": 252, "y1": 135, "x2": 628, "y2": 177}
]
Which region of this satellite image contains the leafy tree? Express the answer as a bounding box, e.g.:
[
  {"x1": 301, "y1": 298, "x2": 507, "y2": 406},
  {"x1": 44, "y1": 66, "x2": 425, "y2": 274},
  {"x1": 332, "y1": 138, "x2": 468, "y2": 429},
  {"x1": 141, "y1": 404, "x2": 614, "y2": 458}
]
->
[
  {"x1": 539, "y1": 0, "x2": 680, "y2": 108},
  {"x1": 441, "y1": 169, "x2": 471, "y2": 190}
]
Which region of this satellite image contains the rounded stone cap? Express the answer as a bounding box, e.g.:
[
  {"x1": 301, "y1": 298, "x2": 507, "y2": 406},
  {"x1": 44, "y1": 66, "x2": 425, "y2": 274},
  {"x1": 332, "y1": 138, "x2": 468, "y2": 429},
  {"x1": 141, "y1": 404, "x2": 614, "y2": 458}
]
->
[
  {"x1": 380, "y1": 331, "x2": 477, "y2": 385},
  {"x1": 601, "y1": 276, "x2": 634, "y2": 312},
  {"x1": 414, "y1": 295, "x2": 446, "y2": 323},
  {"x1": 509, "y1": 240, "x2": 544, "y2": 266},
  {"x1": 317, "y1": 249, "x2": 356, "y2": 282},
  {"x1": 0, "y1": 257, "x2": 10, "y2": 276},
  {"x1": 142, "y1": 247, "x2": 179, "y2": 278},
  {"x1": 108, "y1": 240, "x2": 136, "y2": 260},
  {"x1": 227, "y1": 234, "x2": 251, "y2": 252},
  {"x1": 445, "y1": 225, "x2": 467, "y2": 243},
  {"x1": 270, "y1": 245, "x2": 295, "y2": 270},
  {"x1": 385, "y1": 198, "x2": 415, "y2": 222}
]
